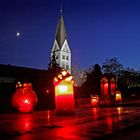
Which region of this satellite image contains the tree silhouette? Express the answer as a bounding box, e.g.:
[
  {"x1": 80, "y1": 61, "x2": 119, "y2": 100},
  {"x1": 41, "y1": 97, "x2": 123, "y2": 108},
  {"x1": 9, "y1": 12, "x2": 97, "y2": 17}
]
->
[
  {"x1": 48, "y1": 52, "x2": 59, "y2": 70},
  {"x1": 102, "y1": 57, "x2": 123, "y2": 74},
  {"x1": 93, "y1": 64, "x2": 102, "y2": 95},
  {"x1": 47, "y1": 52, "x2": 62, "y2": 109},
  {"x1": 47, "y1": 51, "x2": 62, "y2": 85},
  {"x1": 82, "y1": 64, "x2": 102, "y2": 97}
]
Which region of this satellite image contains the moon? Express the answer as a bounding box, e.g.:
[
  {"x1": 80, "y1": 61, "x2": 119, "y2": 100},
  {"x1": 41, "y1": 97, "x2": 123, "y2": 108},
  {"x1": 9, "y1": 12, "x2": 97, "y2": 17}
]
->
[{"x1": 16, "y1": 32, "x2": 20, "y2": 37}]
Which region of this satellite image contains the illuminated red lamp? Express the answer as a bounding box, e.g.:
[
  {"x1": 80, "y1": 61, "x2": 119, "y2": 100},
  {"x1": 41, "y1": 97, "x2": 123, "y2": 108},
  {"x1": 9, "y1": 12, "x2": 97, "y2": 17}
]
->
[
  {"x1": 101, "y1": 78, "x2": 108, "y2": 95},
  {"x1": 53, "y1": 70, "x2": 75, "y2": 115},
  {"x1": 12, "y1": 82, "x2": 38, "y2": 113},
  {"x1": 111, "y1": 83, "x2": 115, "y2": 88},
  {"x1": 110, "y1": 78, "x2": 116, "y2": 96},
  {"x1": 115, "y1": 90, "x2": 122, "y2": 103},
  {"x1": 91, "y1": 95, "x2": 99, "y2": 106}
]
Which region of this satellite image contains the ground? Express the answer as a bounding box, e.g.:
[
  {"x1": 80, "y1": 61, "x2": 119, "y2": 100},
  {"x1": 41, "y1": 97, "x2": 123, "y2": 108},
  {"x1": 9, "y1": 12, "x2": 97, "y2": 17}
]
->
[{"x1": 0, "y1": 105, "x2": 140, "y2": 140}]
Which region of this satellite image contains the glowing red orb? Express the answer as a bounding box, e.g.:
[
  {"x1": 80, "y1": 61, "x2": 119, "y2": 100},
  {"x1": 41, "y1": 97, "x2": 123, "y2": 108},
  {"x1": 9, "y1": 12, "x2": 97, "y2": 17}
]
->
[{"x1": 12, "y1": 83, "x2": 38, "y2": 113}]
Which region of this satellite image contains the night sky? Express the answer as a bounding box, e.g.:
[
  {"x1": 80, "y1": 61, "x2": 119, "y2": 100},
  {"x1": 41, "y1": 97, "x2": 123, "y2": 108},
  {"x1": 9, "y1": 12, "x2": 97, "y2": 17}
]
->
[{"x1": 0, "y1": 0, "x2": 140, "y2": 70}]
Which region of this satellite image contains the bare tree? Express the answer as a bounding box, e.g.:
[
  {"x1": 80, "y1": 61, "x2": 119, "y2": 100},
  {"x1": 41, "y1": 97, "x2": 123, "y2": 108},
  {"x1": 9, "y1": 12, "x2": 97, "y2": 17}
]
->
[{"x1": 102, "y1": 57, "x2": 123, "y2": 75}]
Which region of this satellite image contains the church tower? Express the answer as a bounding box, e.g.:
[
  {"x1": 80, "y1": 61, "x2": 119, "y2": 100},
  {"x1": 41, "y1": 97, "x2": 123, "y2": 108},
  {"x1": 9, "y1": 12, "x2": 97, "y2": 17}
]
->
[{"x1": 51, "y1": 10, "x2": 71, "y2": 73}]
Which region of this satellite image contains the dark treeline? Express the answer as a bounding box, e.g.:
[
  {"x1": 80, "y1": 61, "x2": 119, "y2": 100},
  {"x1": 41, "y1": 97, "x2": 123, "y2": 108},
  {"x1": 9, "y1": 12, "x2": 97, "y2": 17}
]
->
[{"x1": 79, "y1": 57, "x2": 140, "y2": 100}]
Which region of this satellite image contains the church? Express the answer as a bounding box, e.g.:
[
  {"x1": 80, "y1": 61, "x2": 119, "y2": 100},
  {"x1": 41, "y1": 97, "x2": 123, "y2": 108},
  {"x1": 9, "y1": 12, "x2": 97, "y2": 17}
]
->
[{"x1": 51, "y1": 11, "x2": 71, "y2": 74}]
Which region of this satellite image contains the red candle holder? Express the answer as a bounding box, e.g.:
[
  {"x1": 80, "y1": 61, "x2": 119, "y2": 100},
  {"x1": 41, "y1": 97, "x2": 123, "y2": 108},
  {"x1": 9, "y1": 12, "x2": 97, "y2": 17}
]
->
[
  {"x1": 53, "y1": 71, "x2": 75, "y2": 115},
  {"x1": 12, "y1": 82, "x2": 38, "y2": 113},
  {"x1": 91, "y1": 95, "x2": 99, "y2": 106},
  {"x1": 115, "y1": 90, "x2": 122, "y2": 103}
]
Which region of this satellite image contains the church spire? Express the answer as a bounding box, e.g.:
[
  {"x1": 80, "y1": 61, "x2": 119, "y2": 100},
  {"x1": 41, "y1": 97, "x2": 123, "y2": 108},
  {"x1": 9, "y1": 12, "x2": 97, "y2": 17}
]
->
[
  {"x1": 60, "y1": 0, "x2": 63, "y2": 15},
  {"x1": 51, "y1": 0, "x2": 71, "y2": 73},
  {"x1": 55, "y1": 1, "x2": 67, "y2": 48}
]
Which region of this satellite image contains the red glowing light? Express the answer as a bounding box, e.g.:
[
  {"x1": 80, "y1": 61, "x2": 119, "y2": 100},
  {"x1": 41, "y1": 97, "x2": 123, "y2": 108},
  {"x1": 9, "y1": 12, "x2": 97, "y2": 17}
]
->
[
  {"x1": 58, "y1": 85, "x2": 67, "y2": 93},
  {"x1": 12, "y1": 83, "x2": 38, "y2": 113},
  {"x1": 104, "y1": 83, "x2": 108, "y2": 87},
  {"x1": 103, "y1": 83, "x2": 108, "y2": 95},
  {"x1": 101, "y1": 77, "x2": 109, "y2": 95},
  {"x1": 116, "y1": 93, "x2": 120, "y2": 97},
  {"x1": 106, "y1": 117, "x2": 113, "y2": 128},
  {"x1": 110, "y1": 82, "x2": 116, "y2": 95},
  {"x1": 91, "y1": 95, "x2": 99, "y2": 106},
  {"x1": 111, "y1": 83, "x2": 115, "y2": 88},
  {"x1": 46, "y1": 89, "x2": 50, "y2": 94},
  {"x1": 24, "y1": 99, "x2": 30, "y2": 104},
  {"x1": 115, "y1": 91, "x2": 122, "y2": 102},
  {"x1": 54, "y1": 71, "x2": 75, "y2": 115}
]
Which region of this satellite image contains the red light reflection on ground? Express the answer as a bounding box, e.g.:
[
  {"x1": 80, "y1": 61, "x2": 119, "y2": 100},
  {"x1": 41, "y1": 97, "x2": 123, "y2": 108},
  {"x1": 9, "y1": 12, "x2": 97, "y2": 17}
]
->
[
  {"x1": 105, "y1": 109, "x2": 113, "y2": 132},
  {"x1": 56, "y1": 126, "x2": 79, "y2": 139},
  {"x1": 117, "y1": 107, "x2": 122, "y2": 115},
  {"x1": 24, "y1": 118, "x2": 31, "y2": 131},
  {"x1": 47, "y1": 110, "x2": 50, "y2": 121},
  {"x1": 117, "y1": 107, "x2": 123, "y2": 120},
  {"x1": 106, "y1": 117, "x2": 113, "y2": 128},
  {"x1": 46, "y1": 110, "x2": 51, "y2": 126},
  {"x1": 92, "y1": 107, "x2": 98, "y2": 120},
  {"x1": 11, "y1": 114, "x2": 33, "y2": 132}
]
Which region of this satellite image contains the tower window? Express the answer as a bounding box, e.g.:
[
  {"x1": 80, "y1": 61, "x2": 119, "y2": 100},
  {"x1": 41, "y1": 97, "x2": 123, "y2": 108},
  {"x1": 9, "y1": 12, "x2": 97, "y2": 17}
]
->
[
  {"x1": 66, "y1": 65, "x2": 69, "y2": 69},
  {"x1": 62, "y1": 55, "x2": 65, "y2": 59},
  {"x1": 56, "y1": 55, "x2": 58, "y2": 59},
  {"x1": 66, "y1": 56, "x2": 69, "y2": 60},
  {"x1": 62, "y1": 63, "x2": 65, "y2": 68}
]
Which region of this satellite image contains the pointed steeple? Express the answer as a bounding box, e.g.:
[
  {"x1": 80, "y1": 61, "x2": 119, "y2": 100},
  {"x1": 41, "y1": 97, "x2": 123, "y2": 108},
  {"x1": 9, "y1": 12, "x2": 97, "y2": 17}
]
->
[
  {"x1": 51, "y1": 1, "x2": 71, "y2": 73},
  {"x1": 55, "y1": 14, "x2": 67, "y2": 48}
]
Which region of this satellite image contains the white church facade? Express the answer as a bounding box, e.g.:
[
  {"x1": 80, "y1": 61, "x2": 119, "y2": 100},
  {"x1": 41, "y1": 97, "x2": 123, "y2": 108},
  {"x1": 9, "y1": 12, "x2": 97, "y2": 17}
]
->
[{"x1": 51, "y1": 13, "x2": 71, "y2": 73}]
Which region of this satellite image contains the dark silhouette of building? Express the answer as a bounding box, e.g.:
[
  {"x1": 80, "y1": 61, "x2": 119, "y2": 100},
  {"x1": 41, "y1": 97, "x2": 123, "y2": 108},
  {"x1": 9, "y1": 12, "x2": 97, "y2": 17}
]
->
[{"x1": 0, "y1": 64, "x2": 54, "y2": 114}]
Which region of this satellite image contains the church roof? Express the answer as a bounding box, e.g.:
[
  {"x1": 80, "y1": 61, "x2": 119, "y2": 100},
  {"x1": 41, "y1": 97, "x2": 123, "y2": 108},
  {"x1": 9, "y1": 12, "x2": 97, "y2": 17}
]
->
[{"x1": 55, "y1": 15, "x2": 67, "y2": 48}]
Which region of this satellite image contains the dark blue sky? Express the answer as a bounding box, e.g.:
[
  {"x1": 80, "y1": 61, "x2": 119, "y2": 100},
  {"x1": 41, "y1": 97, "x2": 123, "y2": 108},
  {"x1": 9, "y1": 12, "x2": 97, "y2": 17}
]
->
[{"x1": 0, "y1": 0, "x2": 140, "y2": 70}]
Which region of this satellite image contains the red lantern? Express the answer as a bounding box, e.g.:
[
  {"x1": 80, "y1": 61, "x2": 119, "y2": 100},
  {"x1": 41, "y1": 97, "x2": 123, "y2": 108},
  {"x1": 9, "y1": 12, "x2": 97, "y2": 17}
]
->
[
  {"x1": 101, "y1": 78, "x2": 108, "y2": 95},
  {"x1": 12, "y1": 83, "x2": 38, "y2": 113},
  {"x1": 115, "y1": 90, "x2": 122, "y2": 103},
  {"x1": 53, "y1": 70, "x2": 75, "y2": 115},
  {"x1": 110, "y1": 78, "x2": 116, "y2": 95},
  {"x1": 91, "y1": 95, "x2": 99, "y2": 106}
]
